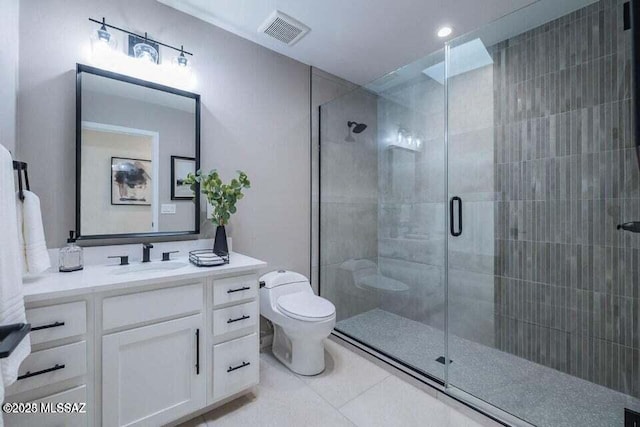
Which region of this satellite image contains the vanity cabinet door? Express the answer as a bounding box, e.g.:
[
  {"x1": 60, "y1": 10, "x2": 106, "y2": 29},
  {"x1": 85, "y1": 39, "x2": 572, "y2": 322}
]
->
[{"x1": 102, "y1": 314, "x2": 205, "y2": 427}]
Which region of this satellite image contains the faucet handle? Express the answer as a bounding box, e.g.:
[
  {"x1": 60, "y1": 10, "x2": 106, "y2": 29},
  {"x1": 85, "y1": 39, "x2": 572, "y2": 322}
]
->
[
  {"x1": 162, "y1": 251, "x2": 179, "y2": 261},
  {"x1": 143, "y1": 243, "x2": 154, "y2": 248},
  {"x1": 108, "y1": 255, "x2": 129, "y2": 266}
]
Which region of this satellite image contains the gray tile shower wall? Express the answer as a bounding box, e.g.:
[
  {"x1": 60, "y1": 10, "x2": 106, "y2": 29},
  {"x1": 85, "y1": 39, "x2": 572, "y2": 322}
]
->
[
  {"x1": 376, "y1": 77, "x2": 447, "y2": 333},
  {"x1": 319, "y1": 88, "x2": 379, "y2": 321},
  {"x1": 491, "y1": 0, "x2": 639, "y2": 396}
]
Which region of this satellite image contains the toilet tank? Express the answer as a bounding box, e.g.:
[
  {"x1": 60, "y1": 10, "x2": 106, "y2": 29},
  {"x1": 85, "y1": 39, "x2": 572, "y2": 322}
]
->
[
  {"x1": 259, "y1": 270, "x2": 313, "y2": 314},
  {"x1": 260, "y1": 270, "x2": 309, "y2": 289}
]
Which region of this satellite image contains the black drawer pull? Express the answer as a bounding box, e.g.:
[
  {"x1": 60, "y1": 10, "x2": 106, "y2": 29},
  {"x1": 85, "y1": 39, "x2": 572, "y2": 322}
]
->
[
  {"x1": 31, "y1": 321, "x2": 65, "y2": 332},
  {"x1": 227, "y1": 361, "x2": 250, "y2": 372},
  {"x1": 227, "y1": 315, "x2": 250, "y2": 324},
  {"x1": 17, "y1": 363, "x2": 65, "y2": 380},
  {"x1": 227, "y1": 286, "x2": 250, "y2": 294}
]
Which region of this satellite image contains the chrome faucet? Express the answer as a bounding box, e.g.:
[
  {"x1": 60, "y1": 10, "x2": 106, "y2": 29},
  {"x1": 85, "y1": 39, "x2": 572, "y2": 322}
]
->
[{"x1": 142, "y1": 243, "x2": 153, "y2": 263}]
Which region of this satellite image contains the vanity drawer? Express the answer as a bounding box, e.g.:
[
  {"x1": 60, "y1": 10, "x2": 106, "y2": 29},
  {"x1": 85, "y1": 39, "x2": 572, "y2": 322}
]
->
[
  {"x1": 212, "y1": 275, "x2": 257, "y2": 307},
  {"x1": 27, "y1": 301, "x2": 86, "y2": 345},
  {"x1": 212, "y1": 301, "x2": 258, "y2": 337},
  {"x1": 7, "y1": 341, "x2": 87, "y2": 396},
  {"x1": 212, "y1": 333, "x2": 259, "y2": 401},
  {"x1": 4, "y1": 385, "x2": 87, "y2": 427},
  {"x1": 103, "y1": 283, "x2": 203, "y2": 331}
]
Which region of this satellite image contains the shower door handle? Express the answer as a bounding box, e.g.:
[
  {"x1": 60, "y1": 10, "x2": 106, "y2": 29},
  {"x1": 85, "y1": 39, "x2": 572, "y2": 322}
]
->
[{"x1": 450, "y1": 196, "x2": 462, "y2": 237}]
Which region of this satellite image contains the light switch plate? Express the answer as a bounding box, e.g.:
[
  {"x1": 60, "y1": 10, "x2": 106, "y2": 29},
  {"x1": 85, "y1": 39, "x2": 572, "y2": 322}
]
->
[{"x1": 161, "y1": 204, "x2": 176, "y2": 214}]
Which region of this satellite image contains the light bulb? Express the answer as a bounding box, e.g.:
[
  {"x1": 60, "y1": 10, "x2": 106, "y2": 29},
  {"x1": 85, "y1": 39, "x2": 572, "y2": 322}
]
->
[
  {"x1": 91, "y1": 19, "x2": 117, "y2": 52},
  {"x1": 437, "y1": 26, "x2": 453, "y2": 38},
  {"x1": 134, "y1": 42, "x2": 159, "y2": 64},
  {"x1": 173, "y1": 46, "x2": 189, "y2": 68}
]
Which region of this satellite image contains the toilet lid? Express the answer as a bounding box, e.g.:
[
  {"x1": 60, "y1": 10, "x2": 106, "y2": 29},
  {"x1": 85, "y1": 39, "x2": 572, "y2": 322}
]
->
[{"x1": 277, "y1": 292, "x2": 335, "y2": 321}]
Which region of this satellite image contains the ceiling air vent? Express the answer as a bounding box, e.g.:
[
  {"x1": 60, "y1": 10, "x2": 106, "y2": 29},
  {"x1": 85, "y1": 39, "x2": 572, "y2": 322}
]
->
[{"x1": 258, "y1": 11, "x2": 310, "y2": 46}]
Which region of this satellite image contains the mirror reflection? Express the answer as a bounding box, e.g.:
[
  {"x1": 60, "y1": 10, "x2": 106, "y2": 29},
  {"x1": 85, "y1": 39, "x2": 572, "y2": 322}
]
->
[{"x1": 78, "y1": 67, "x2": 199, "y2": 238}]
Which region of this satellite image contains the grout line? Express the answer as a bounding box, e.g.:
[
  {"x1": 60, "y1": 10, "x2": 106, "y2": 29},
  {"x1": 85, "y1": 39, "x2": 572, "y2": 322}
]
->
[{"x1": 336, "y1": 374, "x2": 390, "y2": 411}]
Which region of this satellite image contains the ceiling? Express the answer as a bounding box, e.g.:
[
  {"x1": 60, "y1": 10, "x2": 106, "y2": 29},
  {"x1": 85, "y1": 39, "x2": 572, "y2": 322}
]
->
[{"x1": 157, "y1": 0, "x2": 537, "y2": 85}]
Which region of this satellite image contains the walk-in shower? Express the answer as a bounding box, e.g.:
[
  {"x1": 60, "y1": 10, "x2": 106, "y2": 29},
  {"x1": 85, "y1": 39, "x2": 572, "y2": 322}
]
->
[{"x1": 317, "y1": 0, "x2": 640, "y2": 425}]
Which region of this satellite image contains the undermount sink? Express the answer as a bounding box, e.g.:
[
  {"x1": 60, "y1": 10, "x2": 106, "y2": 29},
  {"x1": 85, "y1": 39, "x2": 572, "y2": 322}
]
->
[{"x1": 111, "y1": 261, "x2": 189, "y2": 275}]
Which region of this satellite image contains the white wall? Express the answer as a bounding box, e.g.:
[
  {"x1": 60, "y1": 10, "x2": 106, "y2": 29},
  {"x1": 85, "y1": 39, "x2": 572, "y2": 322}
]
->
[
  {"x1": 17, "y1": 0, "x2": 311, "y2": 276},
  {"x1": 0, "y1": 0, "x2": 19, "y2": 154}
]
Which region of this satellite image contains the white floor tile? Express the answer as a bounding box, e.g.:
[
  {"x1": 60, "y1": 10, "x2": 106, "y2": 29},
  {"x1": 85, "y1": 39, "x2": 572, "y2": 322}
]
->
[
  {"x1": 340, "y1": 375, "x2": 463, "y2": 427},
  {"x1": 178, "y1": 341, "x2": 494, "y2": 427},
  {"x1": 200, "y1": 353, "x2": 354, "y2": 427},
  {"x1": 296, "y1": 339, "x2": 390, "y2": 408}
]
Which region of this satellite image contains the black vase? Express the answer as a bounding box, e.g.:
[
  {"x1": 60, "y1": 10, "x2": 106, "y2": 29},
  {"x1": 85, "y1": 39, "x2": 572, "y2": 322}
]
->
[{"x1": 213, "y1": 225, "x2": 228, "y2": 256}]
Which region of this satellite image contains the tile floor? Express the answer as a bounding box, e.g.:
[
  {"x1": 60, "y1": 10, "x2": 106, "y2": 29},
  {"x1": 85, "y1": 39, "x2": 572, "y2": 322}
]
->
[{"x1": 179, "y1": 339, "x2": 495, "y2": 427}]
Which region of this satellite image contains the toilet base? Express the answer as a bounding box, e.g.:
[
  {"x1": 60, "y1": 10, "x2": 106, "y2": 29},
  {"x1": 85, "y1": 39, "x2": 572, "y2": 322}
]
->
[{"x1": 272, "y1": 324, "x2": 326, "y2": 376}]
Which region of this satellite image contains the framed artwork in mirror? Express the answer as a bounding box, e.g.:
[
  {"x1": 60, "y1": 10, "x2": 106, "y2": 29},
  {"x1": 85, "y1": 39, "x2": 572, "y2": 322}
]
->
[
  {"x1": 171, "y1": 156, "x2": 196, "y2": 200},
  {"x1": 111, "y1": 157, "x2": 152, "y2": 205}
]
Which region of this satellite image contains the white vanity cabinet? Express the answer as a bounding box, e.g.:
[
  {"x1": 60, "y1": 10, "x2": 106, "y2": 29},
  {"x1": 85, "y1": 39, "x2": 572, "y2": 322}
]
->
[
  {"x1": 4, "y1": 299, "x2": 92, "y2": 427},
  {"x1": 8, "y1": 252, "x2": 266, "y2": 427},
  {"x1": 208, "y1": 274, "x2": 260, "y2": 403},
  {"x1": 102, "y1": 314, "x2": 205, "y2": 426},
  {"x1": 101, "y1": 283, "x2": 206, "y2": 427}
]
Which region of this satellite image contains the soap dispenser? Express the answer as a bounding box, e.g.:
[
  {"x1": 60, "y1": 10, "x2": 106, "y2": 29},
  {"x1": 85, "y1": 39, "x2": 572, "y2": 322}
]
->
[{"x1": 59, "y1": 230, "x2": 83, "y2": 272}]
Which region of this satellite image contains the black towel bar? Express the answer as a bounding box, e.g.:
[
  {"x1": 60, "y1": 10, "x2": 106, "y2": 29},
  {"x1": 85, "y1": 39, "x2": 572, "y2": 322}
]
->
[{"x1": 12, "y1": 160, "x2": 30, "y2": 202}]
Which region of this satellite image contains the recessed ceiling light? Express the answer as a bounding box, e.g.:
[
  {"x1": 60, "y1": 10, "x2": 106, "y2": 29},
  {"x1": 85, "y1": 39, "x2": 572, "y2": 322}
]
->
[{"x1": 437, "y1": 26, "x2": 453, "y2": 38}]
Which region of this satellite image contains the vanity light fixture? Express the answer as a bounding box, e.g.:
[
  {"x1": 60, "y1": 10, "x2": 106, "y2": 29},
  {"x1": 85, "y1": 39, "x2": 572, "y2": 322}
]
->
[
  {"x1": 389, "y1": 127, "x2": 422, "y2": 152},
  {"x1": 132, "y1": 33, "x2": 159, "y2": 64},
  {"x1": 88, "y1": 17, "x2": 193, "y2": 65},
  {"x1": 91, "y1": 17, "x2": 117, "y2": 50},
  {"x1": 174, "y1": 45, "x2": 189, "y2": 68},
  {"x1": 437, "y1": 26, "x2": 453, "y2": 38},
  {"x1": 87, "y1": 17, "x2": 196, "y2": 89}
]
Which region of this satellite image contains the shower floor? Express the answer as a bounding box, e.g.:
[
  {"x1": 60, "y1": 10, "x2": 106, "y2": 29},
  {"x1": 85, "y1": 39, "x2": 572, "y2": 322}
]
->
[{"x1": 336, "y1": 309, "x2": 640, "y2": 427}]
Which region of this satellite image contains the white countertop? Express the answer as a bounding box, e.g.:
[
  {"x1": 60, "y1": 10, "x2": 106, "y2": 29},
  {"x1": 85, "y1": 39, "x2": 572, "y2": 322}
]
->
[{"x1": 22, "y1": 252, "x2": 267, "y2": 303}]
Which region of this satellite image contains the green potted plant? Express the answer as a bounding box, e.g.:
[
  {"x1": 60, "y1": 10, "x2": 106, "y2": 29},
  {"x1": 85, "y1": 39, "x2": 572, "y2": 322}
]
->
[{"x1": 183, "y1": 169, "x2": 250, "y2": 256}]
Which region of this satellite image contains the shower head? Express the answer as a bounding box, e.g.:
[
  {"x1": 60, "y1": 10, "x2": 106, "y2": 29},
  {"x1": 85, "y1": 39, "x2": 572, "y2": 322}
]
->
[{"x1": 348, "y1": 121, "x2": 368, "y2": 134}]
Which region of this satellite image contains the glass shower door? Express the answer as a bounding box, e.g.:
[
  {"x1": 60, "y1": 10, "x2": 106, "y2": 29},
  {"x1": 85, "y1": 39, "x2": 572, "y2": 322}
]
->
[
  {"x1": 445, "y1": 1, "x2": 640, "y2": 425},
  {"x1": 319, "y1": 48, "x2": 449, "y2": 383}
]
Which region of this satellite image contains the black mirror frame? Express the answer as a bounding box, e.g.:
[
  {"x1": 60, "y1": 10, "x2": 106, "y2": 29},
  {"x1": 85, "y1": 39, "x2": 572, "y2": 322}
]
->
[{"x1": 75, "y1": 63, "x2": 201, "y2": 240}]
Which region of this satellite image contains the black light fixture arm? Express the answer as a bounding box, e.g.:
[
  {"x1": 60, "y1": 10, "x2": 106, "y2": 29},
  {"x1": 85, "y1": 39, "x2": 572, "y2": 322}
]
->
[{"x1": 89, "y1": 17, "x2": 193, "y2": 56}]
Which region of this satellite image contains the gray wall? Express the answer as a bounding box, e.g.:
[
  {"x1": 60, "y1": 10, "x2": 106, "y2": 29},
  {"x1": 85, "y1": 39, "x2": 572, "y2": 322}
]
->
[
  {"x1": 17, "y1": 0, "x2": 311, "y2": 276},
  {"x1": 492, "y1": 0, "x2": 639, "y2": 397},
  {"x1": 0, "y1": 0, "x2": 19, "y2": 154}
]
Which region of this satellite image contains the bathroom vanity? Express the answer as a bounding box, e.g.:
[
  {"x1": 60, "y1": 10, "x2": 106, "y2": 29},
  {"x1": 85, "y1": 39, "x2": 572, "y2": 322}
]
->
[{"x1": 4, "y1": 251, "x2": 266, "y2": 427}]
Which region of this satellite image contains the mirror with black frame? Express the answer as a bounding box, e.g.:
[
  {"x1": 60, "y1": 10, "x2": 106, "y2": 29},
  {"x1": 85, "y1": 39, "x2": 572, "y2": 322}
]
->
[{"x1": 76, "y1": 64, "x2": 200, "y2": 240}]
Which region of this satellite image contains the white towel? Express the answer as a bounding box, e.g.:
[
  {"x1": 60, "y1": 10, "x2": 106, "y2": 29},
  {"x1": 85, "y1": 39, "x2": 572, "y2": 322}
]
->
[
  {"x1": 16, "y1": 190, "x2": 50, "y2": 275},
  {"x1": 0, "y1": 144, "x2": 31, "y2": 404}
]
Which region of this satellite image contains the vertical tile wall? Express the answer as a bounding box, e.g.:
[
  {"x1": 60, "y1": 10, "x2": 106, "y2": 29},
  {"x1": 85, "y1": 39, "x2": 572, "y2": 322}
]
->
[{"x1": 492, "y1": 0, "x2": 638, "y2": 396}]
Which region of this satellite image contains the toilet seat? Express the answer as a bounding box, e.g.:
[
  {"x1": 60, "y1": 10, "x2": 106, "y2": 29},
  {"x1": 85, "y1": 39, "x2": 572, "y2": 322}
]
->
[{"x1": 277, "y1": 292, "x2": 335, "y2": 322}]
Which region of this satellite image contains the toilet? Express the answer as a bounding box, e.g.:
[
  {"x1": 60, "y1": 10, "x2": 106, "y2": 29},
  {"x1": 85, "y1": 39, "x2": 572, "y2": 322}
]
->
[{"x1": 259, "y1": 270, "x2": 336, "y2": 375}]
